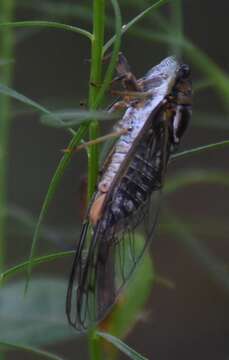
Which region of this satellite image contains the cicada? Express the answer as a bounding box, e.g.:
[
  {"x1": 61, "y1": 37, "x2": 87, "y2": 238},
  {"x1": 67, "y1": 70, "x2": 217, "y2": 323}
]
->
[{"x1": 66, "y1": 54, "x2": 192, "y2": 330}]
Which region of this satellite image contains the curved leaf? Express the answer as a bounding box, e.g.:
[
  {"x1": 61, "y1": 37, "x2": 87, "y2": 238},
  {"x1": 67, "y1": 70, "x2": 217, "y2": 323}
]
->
[
  {"x1": 26, "y1": 124, "x2": 88, "y2": 292},
  {"x1": 103, "y1": 0, "x2": 170, "y2": 53},
  {"x1": 41, "y1": 109, "x2": 117, "y2": 128},
  {"x1": 0, "y1": 341, "x2": 63, "y2": 360},
  {"x1": 1, "y1": 251, "x2": 73, "y2": 283},
  {"x1": 98, "y1": 332, "x2": 148, "y2": 360},
  {"x1": 172, "y1": 140, "x2": 229, "y2": 161},
  {"x1": 0, "y1": 21, "x2": 92, "y2": 40},
  {"x1": 0, "y1": 83, "x2": 75, "y2": 134}
]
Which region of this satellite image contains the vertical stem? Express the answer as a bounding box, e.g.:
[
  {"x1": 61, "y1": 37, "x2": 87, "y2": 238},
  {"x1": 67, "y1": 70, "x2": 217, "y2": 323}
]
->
[
  {"x1": 0, "y1": 4, "x2": 14, "y2": 360},
  {"x1": 0, "y1": 0, "x2": 14, "y2": 272},
  {"x1": 88, "y1": 329, "x2": 103, "y2": 360},
  {"x1": 88, "y1": 0, "x2": 105, "y2": 200},
  {"x1": 87, "y1": 1, "x2": 105, "y2": 359},
  {"x1": 170, "y1": 0, "x2": 183, "y2": 57}
]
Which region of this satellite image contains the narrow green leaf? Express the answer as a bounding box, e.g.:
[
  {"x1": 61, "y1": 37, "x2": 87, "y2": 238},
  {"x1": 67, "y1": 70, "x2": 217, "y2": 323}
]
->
[
  {"x1": 165, "y1": 169, "x2": 229, "y2": 195},
  {"x1": 97, "y1": 332, "x2": 149, "y2": 360},
  {"x1": 26, "y1": 124, "x2": 88, "y2": 292},
  {"x1": 0, "y1": 83, "x2": 75, "y2": 134},
  {"x1": 0, "y1": 83, "x2": 54, "y2": 115},
  {"x1": 172, "y1": 140, "x2": 229, "y2": 161},
  {"x1": 0, "y1": 341, "x2": 63, "y2": 360},
  {"x1": 41, "y1": 109, "x2": 117, "y2": 128},
  {"x1": 1, "y1": 250, "x2": 73, "y2": 283},
  {"x1": 121, "y1": 0, "x2": 169, "y2": 32},
  {"x1": 0, "y1": 20, "x2": 92, "y2": 40},
  {"x1": 103, "y1": 0, "x2": 170, "y2": 53}
]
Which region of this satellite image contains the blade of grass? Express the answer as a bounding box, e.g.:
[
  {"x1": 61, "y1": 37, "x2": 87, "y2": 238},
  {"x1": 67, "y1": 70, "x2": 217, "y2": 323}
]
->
[
  {"x1": 97, "y1": 332, "x2": 148, "y2": 360},
  {"x1": 171, "y1": 139, "x2": 229, "y2": 161},
  {"x1": 103, "y1": 0, "x2": 170, "y2": 53},
  {"x1": 0, "y1": 21, "x2": 92, "y2": 41},
  {"x1": 0, "y1": 341, "x2": 63, "y2": 360},
  {"x1": 25, "y1": 124, "x2": 87, "y2": 292},
  {"x1": 0, "y1": 83, "x2": 75, "y2": 134},
  {"x1": 41, "y1": 109, "x2": 117, "y2": 128},
  {"x1": 1, "y1": 250, "x2": 74, "y2": 283},
  {"x1": 123, "y1": 0, "x2": 169, "y2": 32}
]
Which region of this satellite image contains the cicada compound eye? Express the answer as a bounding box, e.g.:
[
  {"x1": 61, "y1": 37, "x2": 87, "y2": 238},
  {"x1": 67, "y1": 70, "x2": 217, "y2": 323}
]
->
[{"x1": 179, "y1": 64, "x2": 191, "y2": 79}]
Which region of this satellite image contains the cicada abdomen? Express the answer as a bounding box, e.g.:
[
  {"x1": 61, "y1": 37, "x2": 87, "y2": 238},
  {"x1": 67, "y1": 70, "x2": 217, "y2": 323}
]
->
[{"x1": 66, "y1": 55, "x2": 192, "y2": 330}]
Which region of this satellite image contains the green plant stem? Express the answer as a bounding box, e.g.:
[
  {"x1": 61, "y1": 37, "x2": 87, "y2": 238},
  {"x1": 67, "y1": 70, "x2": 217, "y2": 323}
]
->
[
  {"x1": 87, "y1": 0, "x2": 105, "y2": 200},
  {"x1": 87, "y1": 1, "x2": 105, "y2": 359},
  {"x1": 0, "y1": 21, "x2": 92, "y2": 41},
  {"x1": 0, "y1": 0, "x2": 14, "y2": 276},
  {"x1": 89, "y1": 329, "x2": 103, "y2": 360},
  {"x1": 0, "y1": 5, "x2": 14, "y2": 360}
]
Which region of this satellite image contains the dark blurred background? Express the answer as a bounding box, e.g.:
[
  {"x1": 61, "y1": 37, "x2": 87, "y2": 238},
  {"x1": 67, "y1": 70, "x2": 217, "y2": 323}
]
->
[{"x1": 1, "y1": 0, "x2": 229, "y2": 359}]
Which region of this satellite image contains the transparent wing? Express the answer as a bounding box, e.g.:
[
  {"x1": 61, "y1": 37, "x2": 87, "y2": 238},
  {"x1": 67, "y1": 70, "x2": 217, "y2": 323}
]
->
[{"x1": 66, "y1": 108, "x2": 172, "y2": 331}]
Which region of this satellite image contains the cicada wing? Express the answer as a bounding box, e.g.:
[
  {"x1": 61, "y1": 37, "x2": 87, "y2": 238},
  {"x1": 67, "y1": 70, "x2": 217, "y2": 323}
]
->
[
  {"x1": 66, "y1": 190, "x2": 161, "y2": 331},
  {"x1": 66, "y1": 220, "x2": 90, "y2": 328},
  {"x1": 100, "y1": 189, "x2": 162, "y2": 305},
  {"x1": 66, "y1": 108, "x2": 172, "y2": 330}
]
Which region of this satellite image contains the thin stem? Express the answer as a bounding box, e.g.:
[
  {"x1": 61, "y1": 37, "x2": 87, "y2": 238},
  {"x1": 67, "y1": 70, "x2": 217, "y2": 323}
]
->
[
  {"x1": 0, "y1": 4, "x2": 14, "y2": 360},
  {"x1": 0, "y1": 21, "x2": 92, "y2": 41},
  {"x1": 171, "y1": 139, "x2": 229, "y2": 161},
  {"x1": 0, "y1": 0, "x2": 14, "y2": 274},
  {"x1": 87, "y1": 1, "x2": 105, "y2": 359},
  {"x1": 87, "y1": 0, "x2": 105, "y2": 199},
  {"x1": 88, "y1": 329, "x2": 103, "y2": 360}
]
